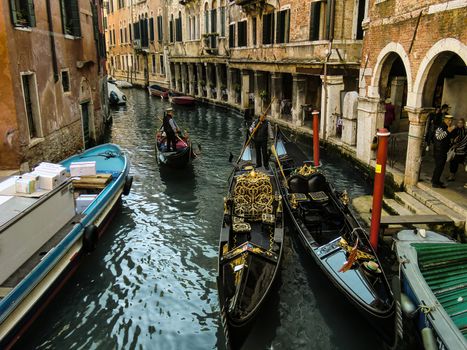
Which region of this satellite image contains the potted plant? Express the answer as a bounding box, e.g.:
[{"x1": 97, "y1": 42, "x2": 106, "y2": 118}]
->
[{"x1": 259, "y1": 90, "x2": 268, "y2": 100}]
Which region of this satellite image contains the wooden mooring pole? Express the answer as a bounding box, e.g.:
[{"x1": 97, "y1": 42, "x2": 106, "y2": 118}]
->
[
  {"x1": 370, "y1": 128, "x2": 391, "y2": 251},
  {"x1": 312, "y1": 110, "x2": 320, "y2": 167}
]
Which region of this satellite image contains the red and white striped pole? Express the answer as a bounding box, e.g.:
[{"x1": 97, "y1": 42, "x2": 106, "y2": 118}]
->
[
  {"x1": 369, "y1": 128, "x2": 391, "y2": 251},
  {"x1": 312, "y1": 110, "x2": 320, "y2": 167}
]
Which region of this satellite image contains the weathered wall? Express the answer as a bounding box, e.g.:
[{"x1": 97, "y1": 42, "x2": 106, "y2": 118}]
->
[
  {"x1": 0, "y1": 0, "x2": 20, "y2": 169},
  {"x1": 0, "y1": 0, "x2": 106, "y2": 168}
]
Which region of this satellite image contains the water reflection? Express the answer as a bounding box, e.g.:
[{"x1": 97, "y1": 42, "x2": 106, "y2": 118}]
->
[{"x1": 19, "y1": 89, "x2": 379, "y2": 350}]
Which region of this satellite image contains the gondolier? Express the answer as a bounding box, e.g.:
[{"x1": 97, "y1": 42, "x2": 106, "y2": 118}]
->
[
  {"x1": 249, "y1": 115, "x2": 273, "y2": 170},
  {"x1": 162, "y1": 108, "x2": 179, "y2": 152}
]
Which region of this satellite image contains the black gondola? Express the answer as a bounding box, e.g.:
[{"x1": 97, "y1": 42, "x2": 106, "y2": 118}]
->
[
  {"x1": 155, "y1": 131, "x2": 195, "y2": 168},
  {"x1": 272, "y1": 129, "x2": 396, "y2": 346},
  {"x1": 217, "y1": 144, "x2": 284, "y2": 350}
]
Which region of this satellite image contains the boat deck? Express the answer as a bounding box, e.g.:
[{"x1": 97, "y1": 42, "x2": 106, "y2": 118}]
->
[
  {"x1": 413, "y1": 243, "x2": 467, "y2": 341},
  {"x1": 0, "y1": 214, "x2": 84, "y2": 291}
]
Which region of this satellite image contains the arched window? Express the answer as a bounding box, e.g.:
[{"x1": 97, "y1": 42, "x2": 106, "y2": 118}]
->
[
  {"x1": 211, "y1": 0, "x2": 217, "y2": 33},
  {"x1": 219, "y1": 0, "x2": 226, "y2": 37},
  {"x1": 176, "y1": 11, "x2": 183, "y2": 42},
  {"x1": 204, "y1": 3, "x2": 209, "y2": 34}
]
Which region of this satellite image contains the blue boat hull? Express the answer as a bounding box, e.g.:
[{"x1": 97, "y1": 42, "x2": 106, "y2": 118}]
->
[{"x1": 0, "y1": 144, "x2": 131, "y2": 349}]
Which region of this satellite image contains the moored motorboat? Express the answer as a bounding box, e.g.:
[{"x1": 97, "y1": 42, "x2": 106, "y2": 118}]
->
[
  {"x1": 148, "y1": 84, "x2": 169, "y2": 98},
  {"x1": 217, "y1": 143, "x2": 284, "y2": 350},
  {"x1": 108, "y1": 80, "x2": 127, "y2": 106},
  {"x1": 169, "y1": 91, "x2": 196, "y2": 106},
  {"x1": 272, "y1": 129, "x2": 396, "y2": 345},
  {"x1": 395, "y1": 229, "x2": 467, "y2": 350},
  {"x1": 155, "y1": 131, "x2": 195, "y2": 168},
  {"x1": 0, "y1": 143, "x2": 132, "y2": 348}
]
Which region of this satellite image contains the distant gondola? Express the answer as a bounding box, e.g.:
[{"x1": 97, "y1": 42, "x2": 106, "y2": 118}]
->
[
  {"x1": 217, "y1": 142, "x2": 284, "y2": 350},
  {"x1": 169, "y1": 91, "x2": 196, "y2": 106},
  {"x1": 272, "y1": 128, "x2": 396, "y2": 346},
  {"x1": 155, "y1": 131, "x2": 195, "y2": 168},
  {"x1": 148, "y1": 84, "x2": 169, "y2": 99}
]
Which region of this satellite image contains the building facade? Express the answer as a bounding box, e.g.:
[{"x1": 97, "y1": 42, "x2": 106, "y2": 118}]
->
[
  {"x1": 357, "y1": 0, "x2": 467, "y2": 186},
  {"x1": 105, "y1": 0, "x2": 168, "y2": 87},
  {"x1": 0, "y1": 0, "x2": 108, "y2": 170}
]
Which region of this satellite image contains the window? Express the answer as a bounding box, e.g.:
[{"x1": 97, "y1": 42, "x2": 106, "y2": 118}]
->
[
  {"x1": 141, "y1": 18, "x2": 149, "y2": 47},
  {"x1": 309, "y1": 0, "x2": 328, "y2": 41},
  {"x1": 118, "y1": 0, "x2": 125, "y2": 9},
  {"x1": 149, "y1": 17, "x2": 155, "y2": 41},
  {"x1": 160, "y1": 55, "x2": 165, "y2": 75},
  {"x1": 120, "y1": 28, "x2": 123, "y2": 44},
  {"x1": 229, "y1": 23, "x2": 235, "y2": 48},
  {"x1": 276, "y1": 9, "x2": 290, "y2": 44},
  {"x1": 152, "y1": 55, "x2": 156, "y2": 74},
  {"x1": 262, "y1": 13, "x2": 274, "y2": 45},
  {"x1": 10, "y1": 0, "x2": 36, "y2": 27},
  {"x1": 252, "y1": 17, "x2": 257, "y2": 46},
  {"x1": 355, "y1": 0, "x2": 366, "y2": 40},
  {"x1": 134, "y1": 21, "x2": 140, "y2": 41},
  {"x1": 204, "y1": 7, "x2": 209, "y2": 34},
  {"x1": 169, "y1": 15, "x2": 174, "y2": 43},
  {"x1": 211, "y1": 8, "x2": 217, "y2": 33},
  {"x1": 175, "y1": 12, "x2": 182, "y2": 42},
  {"x1": 21, "y1": 73, "x2": 42, "y2": 139},
  {"x1": 60, "y1": 0, "x2": 81, "y2": 37},
  {"x1": 157, "y1": 16, "x2": 163, "y2": 42},
  {"x1": 109, "y1": 0, "x2": 114, "y2": 13},
  {"x1": 129, "y1": 23, "x2": 132, "y2": 41},
  {"x1": 237, "y1": 21, "x2": 247, "y2": 47},
  {"x1": 220, "y1": 7, "x2": 225, "y2": 37},
  {"x1": 61, "y1": 70, "x2": 70, "y2": 93},
  {"x1": 124, "y1": 27, "x2": 128, "y2": 43}
]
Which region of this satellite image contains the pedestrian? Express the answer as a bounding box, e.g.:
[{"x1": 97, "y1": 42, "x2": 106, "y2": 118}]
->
[
  {"x1": 384, "y1": 98, "x2": 395, "y2": 131},
  {"x1": 447, "y1": 118, "x2": 466, "y2": 181},
  {"x1": 162, "y1": 107, "x2": 179, "y2": 152},
  {"x1": 431, "y1": 114, "x2": 455, "y2": 188},
  {"x1": 425, "y1": 106, "x2": 441, "y2": 149},
  {"x1": 249, "y1": 115, "x2": 273, "y2": 170}
]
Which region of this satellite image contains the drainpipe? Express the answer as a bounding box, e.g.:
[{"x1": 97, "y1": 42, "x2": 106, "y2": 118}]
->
[
  {"x1": 321, "y1": 0, "x2": 335, "y2": 140},
  {"x1": 45, "y1": 0, "x2": 58, "y2": 82}
]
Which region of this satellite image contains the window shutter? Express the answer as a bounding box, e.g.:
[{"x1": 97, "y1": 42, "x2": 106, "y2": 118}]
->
[
  {"x1": 91, "y1": 3, "x2": 99, "y2": 41},
  {"x1": 325, "y1": 0, "x2": 331, "y2": 39},
  {"x1": 70, "y1": 0, "x2": 81, "y2": 37},
  {"x1": 211, "y1": 9, "x2": 216, "y2": 33},
  {"x1": 27, "y1": 0, "x2": 36, "y2": 27},
  {"x1": 285, "y1": 9, "x2": 290, "y2": 43},
  {"x1": 9, "y1": 0, "x2": 18, "y2": 25},
  {"x1": 276, "y1": 11, "x2": 283, "y2": 43},
  {"x1": 149, "y1": 18, "x2": 154, "y2": 41}
]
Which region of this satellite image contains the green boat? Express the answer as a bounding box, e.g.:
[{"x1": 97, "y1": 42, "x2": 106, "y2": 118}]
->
[{"x1": 395, "y1": 229, "x2": 467, "y2": 350}]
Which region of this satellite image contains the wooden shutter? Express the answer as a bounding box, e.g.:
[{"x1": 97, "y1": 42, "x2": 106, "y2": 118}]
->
[
  {"x1": 284, "y1": 9, "x2": 290, "y2": 43},
  {"x1": 157, "y1": 16, "x2": 163, "y2": 42},
  {"x1": 310, "y1": 2, "x2": 320, "y2": 41},
  {"x1": 70, "y1": 0, "x2": 81, "y2": 37},
  {"x1": 27, "y1": 0, "x2": 36, "y2": 27},
  {"x1": 229, "y1": 23, "x2": 235, "y2": 48},
  {"x1": 276, "y1": 11, "x2": 283, "y2": 44},
  {"x1": 9, "y1": 0, "x2": 18, "y2": 25},
  {"x1": 211, "y1": 9, "x2": 217, "y2": 33}
]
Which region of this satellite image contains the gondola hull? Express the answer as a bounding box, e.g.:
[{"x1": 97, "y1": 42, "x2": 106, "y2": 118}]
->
[
  {"x1": 171, "y1": 96, "x2": 196, "y2": 105},
  {"x1": 273, "y1": 129, "x2": 396, "y2": 346},
  {"x1": 217, "y1": 148, "x2": 284, "y2": 349},
  {"x1": 156, "y1": 143, "x2": 193, "y2": 168}
]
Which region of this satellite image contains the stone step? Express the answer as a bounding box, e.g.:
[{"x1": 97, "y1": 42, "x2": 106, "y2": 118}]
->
[
  {"x1": 383, "y1": 198, "x2": 413, "y2": 216},
  {"x1": 394, "y1": 192, "x2": 436, "y2": 215},
  {"x1": 416, "y1": 182, "x2": 467, "y2": 219},
  {"x1": 407, "y1": 186, "x2": 466, "y2": 229}
]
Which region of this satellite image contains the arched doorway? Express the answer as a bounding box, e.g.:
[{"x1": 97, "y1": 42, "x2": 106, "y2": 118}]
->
[
  {"x1": 378, "y1": 52, "x2": 409, "y2": 172},
  {"x1": 417, "y1": 52, "x2": 467, "y2": 186}
]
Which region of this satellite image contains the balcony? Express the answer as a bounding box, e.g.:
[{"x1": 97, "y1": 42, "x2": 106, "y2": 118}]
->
[{"x1": 234, "y1": 0, "x2": 277, "y2": 13}]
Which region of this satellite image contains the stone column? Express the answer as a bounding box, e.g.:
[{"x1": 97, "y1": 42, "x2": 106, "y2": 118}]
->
[
  {"x1": 181, "y1": 64, "x2": 187, "y2": 94},
  {"x1": 241, "y1": 70, "x2": 250, "y2": 110},
  {"x1": 215, "y1": 63, "x2": 223, "y2": 101},
  {"x1": 292, "y1": 74, "x2": 307, "y2": 126},
  {"x1": 188, "y1": 64, "x2": 195, "y2": 96},
  {"x1": 254, "y1": 71, "x2": 266, "y2": 117},
  {"x1": 174, "y1": 64, "x2": 181, "y2": 92},
  {"x1": 196, "y1": 63, "x2": 204, "y2": 98},
  {"x1": 271, "y1": 73, "x2": 282, "y2": 120},
  {"x1": 404, "y1": 107, "x2": 432, "y2": 186},
  {"x1": 390, "y1": 76, "x2": 407, "y2": 132},
  {"x1": 169, "y1": 62, "x2": 175, "y2": 90},
  {"x1": 227, "y1": 67, "x2": 235, "y2": 105},
  {"x1": 341, "y1": 91, "x2": 359, "y2": 146},
  {"x1": 356, "y1": 96, "x2": 385, "y2": 163},
  {"x1": 321, "y1": 75, "x2": 344, "y2": 138},
  {"x1": 206, "y1": 64, "x2": 213, "y2": 99}
]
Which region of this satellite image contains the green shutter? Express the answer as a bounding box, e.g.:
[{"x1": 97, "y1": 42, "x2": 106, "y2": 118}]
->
[
  {"x1": 71, "y1": 0, "x2": 81, "y2": 37},
  {"x1": 9, "y1": 0, "x2": 17, "y2": 25},
  {"x1": 27, "y1": 0, "x2": 35, "y2": 27},
  {"x1": 91, "y1": 3, "x2": 99, "y2": 41}
]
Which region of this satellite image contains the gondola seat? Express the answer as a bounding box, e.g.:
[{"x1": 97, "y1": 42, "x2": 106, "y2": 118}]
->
[
  {"x1": 233, "y1": 171, "x2": 274, "y2": 221},
  {"x1": 288, "y1": 173, "x2": 327, "y2": 194}
]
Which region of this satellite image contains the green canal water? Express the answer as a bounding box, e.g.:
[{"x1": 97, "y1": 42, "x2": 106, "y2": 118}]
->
[{"x1": 20, "y1": 89, "x2": 381, "y2": 349}]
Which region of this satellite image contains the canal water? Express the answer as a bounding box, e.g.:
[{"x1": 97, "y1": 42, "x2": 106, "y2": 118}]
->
[{"x1": 21, "y1": 89, "x2": 380, "y2": 349}]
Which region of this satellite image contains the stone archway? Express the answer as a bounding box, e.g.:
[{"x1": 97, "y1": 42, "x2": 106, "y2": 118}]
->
[{"x1": 405, "y1": 39, "x2": 467, "y2": 186}]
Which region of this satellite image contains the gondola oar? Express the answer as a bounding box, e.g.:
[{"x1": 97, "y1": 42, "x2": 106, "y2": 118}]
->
[
  {"x1": 271, "y1": 144, "x2": 288, "y2": 189},
  {"x1": 235, "y1": 98, "x2": 275, "y2": 164}
]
